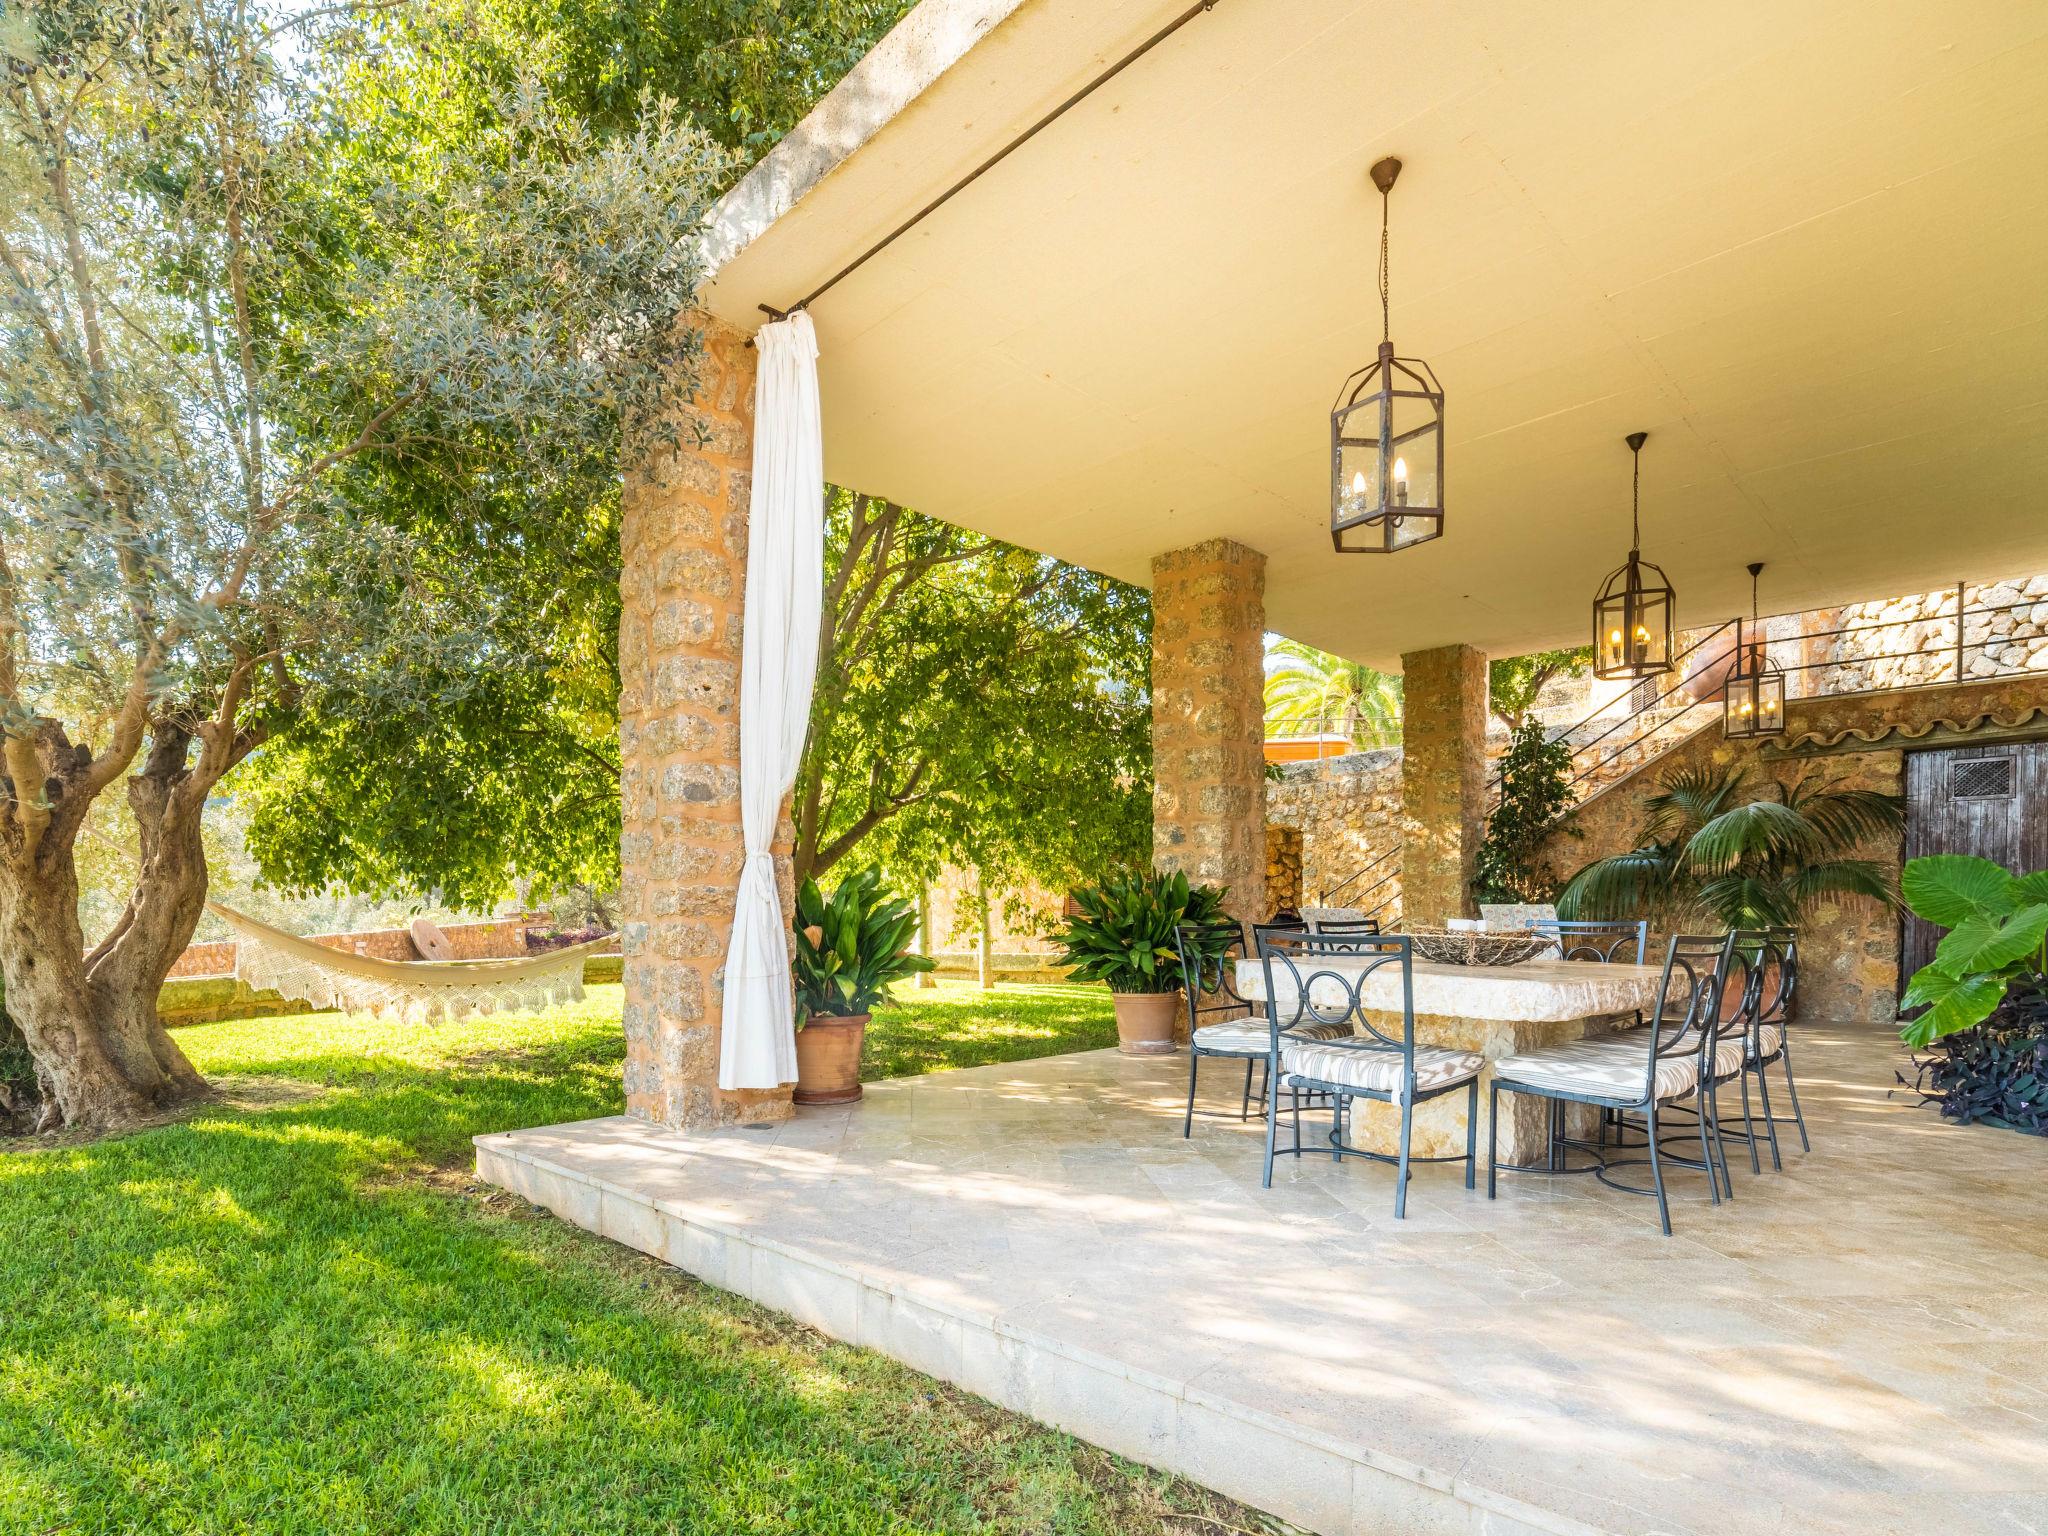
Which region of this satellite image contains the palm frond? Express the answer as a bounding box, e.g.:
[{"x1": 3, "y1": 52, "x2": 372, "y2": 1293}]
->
[
  {"x1": 1641, "y1": 764, "x2": 1745, "y2": 844},
  {"x1": 1556, "y1": 846, "x2": 1679, "y2": 922},
  {"x1": 1787, "y1": 859, "x2": 1899, "y2": 910},
  {"x1": 1784, "y1": 786, "x2": 1905, "y2": 853},
  {"x1": 1682, "y1": 799, "x2": 1819, "y2": 874}
]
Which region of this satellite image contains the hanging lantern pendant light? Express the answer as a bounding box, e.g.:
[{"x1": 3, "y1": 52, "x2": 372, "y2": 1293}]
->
[
  {"x1": 1591, "y1": 431, "x2": 1676, "y2": 679},
  {"x1": 1330, "y1": 157, "x2": 1445, "y2": 553},
  {"x1": 1724, "y1": 561, "x2": 1787, "y2": 739}
]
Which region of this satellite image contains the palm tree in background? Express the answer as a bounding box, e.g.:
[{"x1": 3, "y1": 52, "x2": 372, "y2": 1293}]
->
[{"x1": 1263, "y1": 638, "x2": 1403, "y2": 750}]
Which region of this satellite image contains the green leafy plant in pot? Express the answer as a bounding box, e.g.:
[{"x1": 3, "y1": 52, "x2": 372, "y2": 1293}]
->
[
  {"x1": 792, "y1": 869, "x2": 934, "y2": 1105},
  {"x1": 1057, "y1": 869, "x2": 1235, "y2": 1055},
  {"x1": 1896, "y1": 855, "x2": 2048, "y2": 1134}
]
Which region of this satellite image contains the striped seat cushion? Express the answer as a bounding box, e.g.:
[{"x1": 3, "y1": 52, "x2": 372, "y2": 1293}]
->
[
  {"x1": 1193, "y1": 1016, "x2": 1351, "y2": 1053},
  {"x1": 1752, "y1": 1023, "x2": 1785, "y2": 1060},
  {"x1": 1668, "y1": 1032, "x2": 1755, "y2": 1080},
  {"x1": 1281, "y1": 1040, "x2": 1483, "y2": 1102},
  {"x1": 1495, "y1": 1037, "x2": 1701, "y2": 1103}
]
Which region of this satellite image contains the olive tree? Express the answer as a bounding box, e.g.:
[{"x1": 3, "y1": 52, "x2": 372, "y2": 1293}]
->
[{"x1": 0, "y1": 0, "x2": 723, "y2": 1128}]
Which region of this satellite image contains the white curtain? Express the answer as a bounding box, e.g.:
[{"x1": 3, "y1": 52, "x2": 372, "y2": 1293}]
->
[{"x1": 718, "y1": 312, "x2": 823, "y2": 1091}]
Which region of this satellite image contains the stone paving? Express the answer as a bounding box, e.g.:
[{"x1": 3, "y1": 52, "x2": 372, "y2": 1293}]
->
[{"x1": 479, "y1": 1025, "x2": 2048, "y2": 1536}]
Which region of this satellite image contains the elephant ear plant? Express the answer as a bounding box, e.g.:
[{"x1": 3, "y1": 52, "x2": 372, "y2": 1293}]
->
[
  {"x1": 1898, "y1": 856, "x2": 2048, "y2": 1048},
  {"x1": 1057, "y1": 869, "x2": 1235, "y2": 993},
  {"x1": 793, "y1": 870, "x2": 935, "y2": 1023}
]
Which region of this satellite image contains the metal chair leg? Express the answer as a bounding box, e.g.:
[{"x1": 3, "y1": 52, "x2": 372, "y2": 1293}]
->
[
  {"x1": 1183, "y1": 1046, "x2": 1200, "y2": 1138},
  {"x1": 1394, "y1": 1095, "x2": 1414, "y2": 1219},
  {"x1": 1646, "y1": 1100, "x2": 1672, "y2": 1236},
  {"x1": 1739, "y1": 1067, "x2": 1761, "y2": 1175},
  {"x1": 1330, "y1": 1094, "x2": 1344, "y2": 1163},
  {"x1": 1487, "y1": 1081, "x2": 1500, "y2": 1199},
  {"x1": 1240, "y1": 1056, "x2": 1255, "y2": 1121},
  {"x1": 1696, "y1": 1089, "x2": 1721, "y2": 1205},
  {"x1": 1464, "y1": 1079, "x2": 1478, "y2": 1190},
  {"x1": 1261, "y1": 1068, "x2": 1280, "y2": 1188},
  {"x1": 1290, "y1": 1076, "x2": 1303, "y2": 1158},
  {"x1": 1706, "y1": 1078, "x2": 1735, "y2": 1200},
  {"x1": 1754, "y1": 1062, "x2": 1783, "y2": 1171},
  {"x1": 1779, "y1": 1046, "x2": 1812, "y2": 1151}
]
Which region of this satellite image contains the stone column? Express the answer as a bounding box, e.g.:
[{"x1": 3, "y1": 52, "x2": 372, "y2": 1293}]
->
[
  {"x1": 1151, "y1": 539, "x2": 1267, "y2": 928},
  {"x1": 1399, "y1": 643, "x2": 1488, "y2": 924},
  {"x1": 618, "y1": 315, "x2": 794, "y2": 1131}
]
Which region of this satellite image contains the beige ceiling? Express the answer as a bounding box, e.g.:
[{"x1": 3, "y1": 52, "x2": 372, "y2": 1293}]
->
[{"x1": 701, "y1": 0, "x2": 2048, "y2": 671}]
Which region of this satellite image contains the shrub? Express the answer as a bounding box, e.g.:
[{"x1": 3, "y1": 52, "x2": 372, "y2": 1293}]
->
[
  {"x1": 1473, "y1": 720, "x2": 1577, "y2": 904},
  {"x1": 1057, "y1": 870, "x2": 1234, "y2": 995},
  {"x1": 793, "y1": 870, "x2": 934, "y2": 1022}
]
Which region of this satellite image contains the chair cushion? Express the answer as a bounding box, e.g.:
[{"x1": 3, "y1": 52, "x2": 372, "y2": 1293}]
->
[
  {"x1": 1281, "y1": 1040, "x2": 1483, "y2": 1102},
  {"x1": 1495, "y1": 1037, "x2": 1700, "y2": 1103},
  {"x1": 1194, "y1": 1016, "x2": 1350, "y2": 1053},
  {"x1": 1667, "y1": 1032, "x2": 1754, "y2": 1080},
  {"x1": 1752, "y1": 1023, "x2": 1784, "y2": 1060}
]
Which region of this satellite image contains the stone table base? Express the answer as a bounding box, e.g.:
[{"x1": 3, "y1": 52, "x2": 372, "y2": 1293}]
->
[{"x1": 1332, "y1": 1009, "x2": 1635, "y2": 1166}]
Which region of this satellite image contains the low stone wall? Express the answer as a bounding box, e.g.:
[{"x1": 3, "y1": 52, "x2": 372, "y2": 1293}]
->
[
  {"x1": 1805, "y1": 575, "x2": 2048, "y2": 693},
  {"x1": 1266, "y1": 746, "x2": 1404, "y2": 911},
  {"x1": 926, "y1": 952, "x2": 1078, "y2": 985}
]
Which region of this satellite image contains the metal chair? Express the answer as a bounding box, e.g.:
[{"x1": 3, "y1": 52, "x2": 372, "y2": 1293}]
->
[
  {"x1": 1523, "y1": 918, "x2": 1649, "y2": 964},
  {"x1": 1307, "y1": 915, "x2": 1381, "y2": 935},
  {"x1": 1173, "y1": 923, "x2": 1347, "y2": 1136},
  {"x1": 1254, "y1": 931, "x2": 1483, "y2": 1216},
  {"x1": 1488, "y1": 934, "x2": 1743, "y2": 1235},
  {"x1": 1717, "y1": 928, "x2": 1809, "y2": 1173}
]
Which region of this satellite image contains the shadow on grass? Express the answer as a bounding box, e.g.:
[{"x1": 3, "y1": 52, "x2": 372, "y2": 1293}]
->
[{"x1": 0, "y1": 986, "x2": 1250, "y2": 1536}]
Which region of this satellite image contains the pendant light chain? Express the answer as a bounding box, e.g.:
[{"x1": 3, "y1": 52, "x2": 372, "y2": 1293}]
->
[
  {"x1": 1378, "y1": 186, "x2": 1391, "y2": 346},
  {"x1": 1630, "y1": 443, "x2": 1642, "y2": 552}
]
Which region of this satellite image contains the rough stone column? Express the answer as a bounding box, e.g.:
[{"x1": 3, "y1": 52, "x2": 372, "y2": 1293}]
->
[
  {"x1": 1399, "y1": 643, "x2": 1489, "y2": 924},
  {"x1": 618, "y1": 314, "x2": 794, "y2": 1131},
  {"x1": 1151, "y1": 539, "x2": 1267, "y2": 929}
]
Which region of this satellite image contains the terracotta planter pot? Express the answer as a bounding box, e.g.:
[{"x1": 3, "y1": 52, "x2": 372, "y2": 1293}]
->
[
  {"x1": 1718, "y1": 958, "x2": 1783, "y2": 1024},
  {"x1": 1112, "y1": 989, "x2": 1182, "y2": 1056},
  {"x1": 794, "y1": 1013, "x2": 868, "y2": 1105}
]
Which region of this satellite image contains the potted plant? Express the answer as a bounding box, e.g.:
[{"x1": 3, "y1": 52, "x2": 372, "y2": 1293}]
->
[
  {"x1": 1897, "y1": 855, "x2": 2048, "y2": 1134},
  {"x1": 792, "y1": 869, "x2": 934, "y2": 1105},
  {"x1": 1057, "y1": 869, "x2": 1234, "y2": 1055},
  {"x1": 1556, "y1": 764, "x2": 1903, "y2": 1015}
]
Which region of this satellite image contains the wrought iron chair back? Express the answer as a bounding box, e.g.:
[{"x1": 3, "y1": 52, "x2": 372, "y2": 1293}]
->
[
  {"x1": 1524, "y1": 918, "x2": 1649, "y2": 964},
  {"x1": 1759, "y1": 927, "x2": 1797, "y2": 1024},
  {"x1": 1254, "y1": 929, "x2": 1412, "y2": 1058},
  {"x1": 1172, "y1": 923, "x2": 1250, "y2": 1021},
  {"x1": 1642, "y1": 933, "x2": 1738, "y2": 1099},
  {"x1": 1307, "y1": 915, "x2": 1382, "y2": 936}
]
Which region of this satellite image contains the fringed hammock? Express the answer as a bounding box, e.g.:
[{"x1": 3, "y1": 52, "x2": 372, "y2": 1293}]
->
[{"x1": 206, "y1": 902, "x2": 616, "y2": 1025}]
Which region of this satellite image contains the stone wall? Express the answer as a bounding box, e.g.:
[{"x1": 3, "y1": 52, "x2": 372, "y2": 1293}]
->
[
  {"x1": 1264, "y1": 826, "x2": 1302, "y2": 916},
  {"x1": 1267, "y1": 747, "x2": 1404, "y2": 913},
  {"x1": 1151, "y1": 539, "x2": 1267, "y2": 925},
  {"x1": 1799, "y1": 574, "x2": 2048, "y2": 694},
  {"x1": 617, "y1": 315, "x2": 792, "y2": 1130},
  {"x1": 1399, "y1": 645, "x2": 1489, "y2": 924},
  {"x1": 1540, "y1": 675, "x2": 2048, "y2": 1025}
]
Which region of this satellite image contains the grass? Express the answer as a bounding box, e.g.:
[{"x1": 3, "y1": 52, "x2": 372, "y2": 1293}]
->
[{"x1": 0, "y1": 981, "x2": 1265, "y2": 1536}]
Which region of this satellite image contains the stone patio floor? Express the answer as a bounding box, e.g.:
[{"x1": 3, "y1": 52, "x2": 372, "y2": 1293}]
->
[{"x1": 477, "y1": 1025, "x2": 2048, "y2": 1536}]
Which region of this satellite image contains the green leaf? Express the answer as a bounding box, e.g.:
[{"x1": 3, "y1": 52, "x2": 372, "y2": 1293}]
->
[
  {"x1": 1933, "y1": 906, "x2": 2048, "y2": 977},
  {"x1": 1902, "y1": 855, "x2": 2018, "y2": 926},
  {"x1": 1899, "y1": 970, "x2": 2008, "y2": 1048},
  {"x1": 2009, "y1": 870, "x2": 2048, "y2": 907}
]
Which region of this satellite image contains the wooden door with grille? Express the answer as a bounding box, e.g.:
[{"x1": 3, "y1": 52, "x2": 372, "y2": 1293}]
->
[{"x1": 1901, "y1": 741, "x2": 2048, "y2": 987}]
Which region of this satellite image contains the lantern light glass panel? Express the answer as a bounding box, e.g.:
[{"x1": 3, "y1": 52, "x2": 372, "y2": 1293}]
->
[
  {"x1": 1331, "y1": 343, "x2": 1444, "y2": 554},
  {"x1": 1723, "y1": 643, "x2": 1787, "y2": 739},
  {"x1": 1592, "y1": 553, "x2": 1675, "y2": 679}
]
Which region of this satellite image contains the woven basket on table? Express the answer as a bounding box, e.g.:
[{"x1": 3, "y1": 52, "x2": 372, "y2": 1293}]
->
[{"x1": 1403, "y1": 928, "x2": 1551, "y2": 967}]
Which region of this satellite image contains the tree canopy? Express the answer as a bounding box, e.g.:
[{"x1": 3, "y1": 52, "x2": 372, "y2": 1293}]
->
[
  {"x1": 1489, "y1": 647, "x2": 1592, "y2": 730},
  {"x1": 797, "y1": 492, "x2": 1152, "y2": 896},
  {"x1": 0, "y1": 0, "x2": 728, "y2": 1126},
  {"x1": 1263, "y1": 639, "x2": 1402, "y2": 750}
]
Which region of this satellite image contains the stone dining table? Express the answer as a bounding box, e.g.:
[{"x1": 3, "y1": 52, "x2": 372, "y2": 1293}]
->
[{"x1": 1233, "y1": 955, "x2": 1668, "y2": 1166}]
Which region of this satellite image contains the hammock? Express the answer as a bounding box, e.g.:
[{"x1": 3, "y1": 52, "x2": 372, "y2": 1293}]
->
[{"x1": 207, "y1": 902, "x2": 617, "y2": 1024}]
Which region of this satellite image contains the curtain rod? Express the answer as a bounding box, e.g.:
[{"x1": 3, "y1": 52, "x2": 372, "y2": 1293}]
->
[{"x1": 757, "y1": 0, "x2": 1224, "y2": 326}]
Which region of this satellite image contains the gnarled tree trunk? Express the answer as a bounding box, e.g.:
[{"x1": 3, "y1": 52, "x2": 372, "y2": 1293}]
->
[{"x1": 1, "y1": 721, "x2": 231, "y2": 1132}]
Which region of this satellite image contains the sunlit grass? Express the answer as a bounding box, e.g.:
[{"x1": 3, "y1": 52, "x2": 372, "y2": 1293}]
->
[{"x1": 0, "y1": 981, "x2": 1244, "y2": 1535}]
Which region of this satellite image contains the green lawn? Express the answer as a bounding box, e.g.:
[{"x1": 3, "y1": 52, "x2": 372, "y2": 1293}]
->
[{"x1": 0, "y1": 981, "x2": 1259, "y2": 1536}]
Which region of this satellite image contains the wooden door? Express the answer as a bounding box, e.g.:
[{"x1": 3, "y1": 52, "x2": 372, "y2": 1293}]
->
[{"x1": 1901, "y1": 741, "x2": 2048, "y2": 986}]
